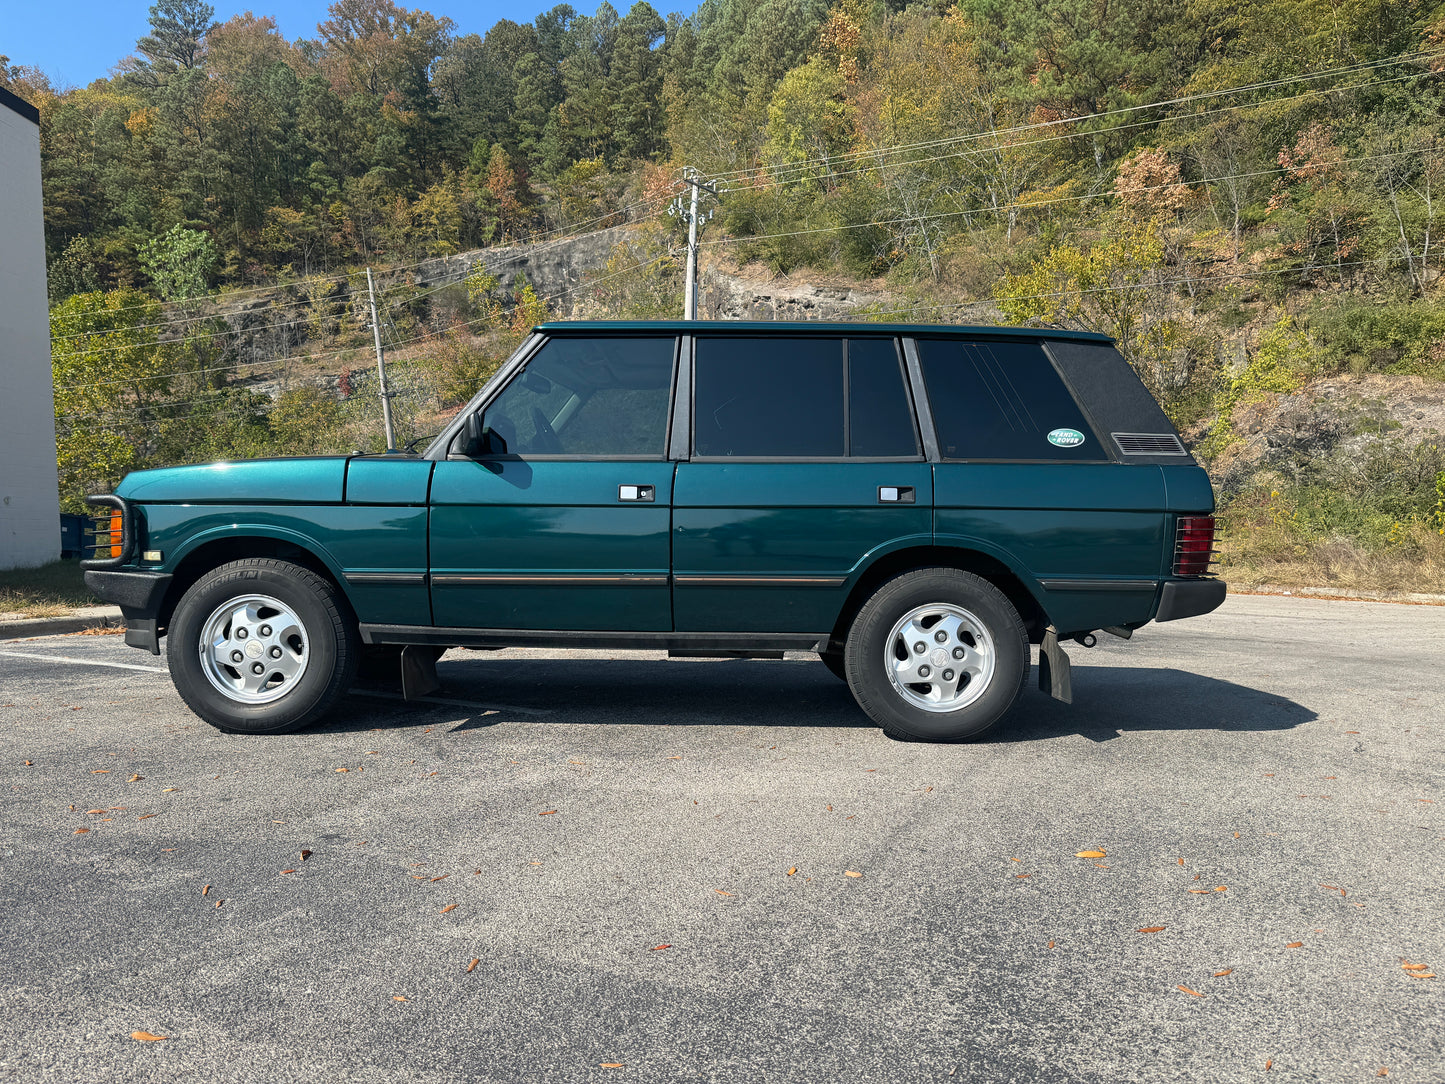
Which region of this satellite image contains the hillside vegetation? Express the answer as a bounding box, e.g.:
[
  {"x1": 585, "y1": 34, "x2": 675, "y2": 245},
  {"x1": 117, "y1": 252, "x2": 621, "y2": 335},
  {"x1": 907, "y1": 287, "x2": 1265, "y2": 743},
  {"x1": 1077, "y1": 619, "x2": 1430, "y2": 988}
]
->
[{"x1": 4, "y1": 0, "x2": 1445, "y2": 589}]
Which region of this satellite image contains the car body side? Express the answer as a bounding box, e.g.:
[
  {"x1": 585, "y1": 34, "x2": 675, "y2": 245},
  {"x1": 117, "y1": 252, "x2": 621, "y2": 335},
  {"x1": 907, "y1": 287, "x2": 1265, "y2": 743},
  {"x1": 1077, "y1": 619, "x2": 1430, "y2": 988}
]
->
[{"x1": 84, "y1": 322, "x2": 1224, "y2": 661}]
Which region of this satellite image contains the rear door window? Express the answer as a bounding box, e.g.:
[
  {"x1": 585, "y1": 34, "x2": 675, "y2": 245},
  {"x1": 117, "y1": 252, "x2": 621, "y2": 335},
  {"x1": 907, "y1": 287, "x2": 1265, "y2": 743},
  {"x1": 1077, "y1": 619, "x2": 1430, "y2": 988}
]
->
[
  {"x1": 847, "y1": 338, "x2": 918, "y2": 457},
  {"x1": 917, "y1": 338, "x2": 1100, "y2": 460},
  {"x1": 693, "y1": 337, "x2": 844, "y2": 457}
]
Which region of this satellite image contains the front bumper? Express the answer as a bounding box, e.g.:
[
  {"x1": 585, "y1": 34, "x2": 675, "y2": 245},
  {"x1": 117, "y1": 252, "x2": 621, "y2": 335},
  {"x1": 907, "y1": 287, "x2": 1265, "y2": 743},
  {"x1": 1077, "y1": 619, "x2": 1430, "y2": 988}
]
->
[
  {"x1": 1155, "y1": 578, "x2": 1226, "y2": 622},
  {"x1": 83, "y1": 569, "x2": 173, "y2": 654}
]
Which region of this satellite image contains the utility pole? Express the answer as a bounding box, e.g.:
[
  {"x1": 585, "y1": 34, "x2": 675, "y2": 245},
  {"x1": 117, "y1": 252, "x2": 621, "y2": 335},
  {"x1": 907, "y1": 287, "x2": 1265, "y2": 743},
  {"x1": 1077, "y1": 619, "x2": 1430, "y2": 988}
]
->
[
  {"x1": 365, "y1": 267, "x2": 396, "y2": 452},
  {"x1": 672, "y1": 169, "x2": 719, "y2": 320}
]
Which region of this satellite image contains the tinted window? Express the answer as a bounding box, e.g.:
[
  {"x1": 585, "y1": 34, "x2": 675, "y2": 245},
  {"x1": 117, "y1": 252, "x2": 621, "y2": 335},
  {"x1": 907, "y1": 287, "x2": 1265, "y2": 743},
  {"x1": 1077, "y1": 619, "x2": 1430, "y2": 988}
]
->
[
  {"x1": 848, "y1": 339, "x2": 918, "y2": 457},
  {"x1": 918, "y1": 338, "x2": 1099, "y2": 460},
  {"x1": 482, "y1": 336, "x2": 675, "y2": 457},
  {"x1": 694, "y1": 337, "x2": 844, "y2": 457}
]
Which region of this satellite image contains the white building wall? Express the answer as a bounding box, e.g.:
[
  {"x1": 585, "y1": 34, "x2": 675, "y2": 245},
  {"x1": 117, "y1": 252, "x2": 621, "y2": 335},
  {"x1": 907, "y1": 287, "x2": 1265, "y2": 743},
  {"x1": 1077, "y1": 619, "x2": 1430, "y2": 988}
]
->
[{"x1": 0, "y1": 90, "x2": 59, "y2": 571}]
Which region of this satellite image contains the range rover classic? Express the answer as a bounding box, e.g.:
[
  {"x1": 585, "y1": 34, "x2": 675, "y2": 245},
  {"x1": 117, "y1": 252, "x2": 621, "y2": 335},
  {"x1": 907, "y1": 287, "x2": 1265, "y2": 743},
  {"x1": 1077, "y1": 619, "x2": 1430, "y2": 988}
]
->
[{"x1": 83, "y1": 321, "x2": 1224, "y2": 742}]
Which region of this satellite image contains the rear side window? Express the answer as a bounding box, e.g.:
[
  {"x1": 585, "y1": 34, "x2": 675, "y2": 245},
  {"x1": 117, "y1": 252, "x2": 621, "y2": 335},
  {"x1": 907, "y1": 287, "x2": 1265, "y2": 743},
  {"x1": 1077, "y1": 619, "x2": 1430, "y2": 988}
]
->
[{"x1": 917, "y1": 338, "x2": 1099, "y2": 461}]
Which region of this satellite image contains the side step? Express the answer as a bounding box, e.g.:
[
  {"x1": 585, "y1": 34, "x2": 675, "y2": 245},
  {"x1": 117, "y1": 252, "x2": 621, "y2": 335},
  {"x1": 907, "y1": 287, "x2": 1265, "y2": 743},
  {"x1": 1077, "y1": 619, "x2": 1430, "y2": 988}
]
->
[{"x1": 667, "y1": 649, "x2": 786, "y2": 660}]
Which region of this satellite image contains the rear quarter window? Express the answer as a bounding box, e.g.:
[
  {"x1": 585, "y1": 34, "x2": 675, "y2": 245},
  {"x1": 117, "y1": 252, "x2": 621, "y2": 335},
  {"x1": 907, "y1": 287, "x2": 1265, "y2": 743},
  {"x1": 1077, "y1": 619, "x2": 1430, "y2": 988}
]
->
[{"x1": 918, "y1": 338, "x2": 1102, "y2": 461}]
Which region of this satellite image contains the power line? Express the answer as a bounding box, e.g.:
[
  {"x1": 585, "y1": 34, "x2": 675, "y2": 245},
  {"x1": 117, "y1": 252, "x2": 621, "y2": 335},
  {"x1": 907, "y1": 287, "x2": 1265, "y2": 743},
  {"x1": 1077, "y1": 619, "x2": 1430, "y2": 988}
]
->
[
  {"x1": 707, "y1": 48, "x2": 1445, "y2": 186},
  {"x1": 699, "y1": 147, "x2": 1426, "y2": 250}
]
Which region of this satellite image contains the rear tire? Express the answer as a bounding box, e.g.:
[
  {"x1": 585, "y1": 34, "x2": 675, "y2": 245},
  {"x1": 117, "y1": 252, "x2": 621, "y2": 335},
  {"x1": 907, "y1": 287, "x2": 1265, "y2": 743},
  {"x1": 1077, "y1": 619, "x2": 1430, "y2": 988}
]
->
[
  {"x1": 843, "y1": 568, "x2": 1028, "y2": 742},
  {"x1": 166, "y1": 558, "x2": 359, "y2": 734}
]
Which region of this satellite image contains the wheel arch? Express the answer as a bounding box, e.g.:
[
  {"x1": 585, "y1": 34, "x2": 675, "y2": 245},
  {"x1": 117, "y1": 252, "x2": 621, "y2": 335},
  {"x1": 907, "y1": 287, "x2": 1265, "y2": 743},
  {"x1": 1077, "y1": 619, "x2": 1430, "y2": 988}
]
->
[
  {"x1": 156, "y1": 533, "x2": 354, "y2": 637},
  {"x1": 833, "y1": 545, "x2": 1049, "y2": 647}
]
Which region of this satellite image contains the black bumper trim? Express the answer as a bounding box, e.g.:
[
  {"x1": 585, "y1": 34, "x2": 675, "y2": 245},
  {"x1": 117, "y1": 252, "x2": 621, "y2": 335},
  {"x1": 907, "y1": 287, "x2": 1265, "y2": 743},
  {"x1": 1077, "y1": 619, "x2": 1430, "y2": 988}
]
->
[
  {"x1": 84, "y1": 570, "x2": 173, "y2": 655},
  {"x1": 1155, "y1": 578, "x2": 1227, "y2": 622}
]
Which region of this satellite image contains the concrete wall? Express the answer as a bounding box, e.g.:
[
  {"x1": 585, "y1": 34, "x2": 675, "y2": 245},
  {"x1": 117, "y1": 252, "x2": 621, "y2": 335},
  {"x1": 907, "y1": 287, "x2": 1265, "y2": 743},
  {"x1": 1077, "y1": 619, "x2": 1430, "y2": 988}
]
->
[{"x1": 0, "y1": 88, "x2": 59, "y2": 570}]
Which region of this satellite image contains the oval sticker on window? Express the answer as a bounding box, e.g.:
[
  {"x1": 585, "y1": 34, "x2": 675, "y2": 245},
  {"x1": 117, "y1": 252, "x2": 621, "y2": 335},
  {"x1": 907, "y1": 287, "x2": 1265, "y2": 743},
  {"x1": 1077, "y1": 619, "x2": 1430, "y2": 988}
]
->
[{"x1": 1047, "y1": 428, "x2": 1086, "y2": 448}]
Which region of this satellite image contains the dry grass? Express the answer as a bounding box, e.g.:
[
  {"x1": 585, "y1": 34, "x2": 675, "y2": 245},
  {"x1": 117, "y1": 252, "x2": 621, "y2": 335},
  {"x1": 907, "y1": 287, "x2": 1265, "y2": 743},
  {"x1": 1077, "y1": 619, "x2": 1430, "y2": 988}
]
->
[
  {"x1": 0, "y1": 560, "x2": 101, "y2": 617},
  {"x1": 1219, "y1": 524, "x2": 1445, "y2": 595}
]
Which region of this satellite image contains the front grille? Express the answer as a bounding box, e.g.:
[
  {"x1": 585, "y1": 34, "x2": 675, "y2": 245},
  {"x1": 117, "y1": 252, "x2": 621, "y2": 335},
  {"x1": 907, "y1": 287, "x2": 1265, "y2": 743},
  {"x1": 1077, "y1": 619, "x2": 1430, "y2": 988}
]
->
[{"x1": 1113, "y1": 432, "x2": 1188, "y2": 456}]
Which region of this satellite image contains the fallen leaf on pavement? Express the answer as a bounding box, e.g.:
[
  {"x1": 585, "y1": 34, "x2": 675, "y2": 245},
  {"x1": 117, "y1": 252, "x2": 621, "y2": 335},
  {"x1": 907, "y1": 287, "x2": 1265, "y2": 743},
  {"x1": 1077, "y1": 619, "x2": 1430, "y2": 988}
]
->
[
  {"x1": 786, "y1": 867, "x2": 797, "y2": 876},
  {"x1": 467, "y1": 959, "x2": 479, "y2": 973},
  {"x1": 90, "y1": 769, "x2": 110, "y2": 774},
  {"x1": 600, "y1": 1064, "x2": 623, "y2": 1069},
  {"x1": 568, "y1": 759, "x2": 584, "y2": 765},
  {"x1": 162, "y1": 787, "x2": 177, "y2": 792},
  {"x1": 439, "y1": 904, "x2": 458, "y2": 914},
  {"x1": 1138, "y1": 927, "x2": 1166, "y2": 933},
  {"x1": 214, "y1": 900, "x2": 223, "y2": 908},
  {"x1": 1286, "y1": 942, "x2": 1303, "y2": 948},
  {"x1": 73, "y1": 828, "x2": 90, "y2": 834},
  {"x1": 1213, "y1": 968, "x2": 1233, "y2": 976},
  {"x1": 652, "y1": 944, "x2": 670, "y2": 951},
  {"x1": 201, "y1": 885, "x2": 210, "y2": 896},
  {"x1": 430, "y1": 874, "x2": 449, "y2": 882},
  {"x1": 335, "y1": 768, "x2": 350, "y2": 773},
  {"x1": 844, "y1": 871, "x2": 862, "y2": 878},
  {"x1": 1048, "y1": 940, "x2": 1055, "y2": 949},
  {"x1": 299, "y1": 850, "x2": 312, "y2": 861},
  {"x1": 1214, "y1": 886, "x2": 1228, "y2": 892},
  {"x1": 1233, "y1": 832, "x2": 1240, "y2": 838},
  {"x1": 86, "y1": 809, "x2": 106, "y2": 815},
  {"x1": 714, "y1": 889, "x2": 733, "y2": 896},
  {"x1": 1176, "y1": 985, "x2": 1203, "y2": 997},
  {"x1": 1406, "y1": 972, "x2": 1437, "y2": 979},
  {"x1": 1402, "y1": 962, "x2": 1428, "y2": 971},
  {"x1": 131, "y1": 1032, "x2": 167, "y2": 1042},
  {"x1": 1378, "y1": 1069, "x2": 1388, "y2": 1077},
  {"x1": 1189, "y1": 889, "x2": 1211, "y2": 894},
  {"x1": 1265, "y1": 1059, "x2": 1272, "y2": 1071},
  {"x1": 393, "y1": 996, "x2": 407, "y2": 1002},
  {"x1": 539, "y1": 810, "x2": 557, "y2": 816},
  {"x1": 137, "y1": 814, "x2": 156, "y2": 821},
  {"x1": 1015, "y1": 873, "x2": 1031, "y2": 879},
  {"x1": 279, "y1": 869, "x2": 296, "y2": 875},
  {"x1": 1177, "y1": 858, "x2": 1184, "y2": 866},
  {"x1": 665, "y1": 756, "x2": 682, "y2": 760},
  {"x1": 1075, "y1": 850, "x2": 1106, "y2": 858},
  {"x1": 127, "y1": 774, "x2": 143, "y2": 782}
]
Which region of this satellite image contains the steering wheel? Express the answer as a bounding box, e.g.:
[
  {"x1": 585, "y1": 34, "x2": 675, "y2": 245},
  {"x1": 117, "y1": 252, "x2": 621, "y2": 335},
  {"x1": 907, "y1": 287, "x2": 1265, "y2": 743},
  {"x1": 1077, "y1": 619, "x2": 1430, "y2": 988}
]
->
[{"x1": 530, "y1": 407, "x2": 562, "y2": 454}]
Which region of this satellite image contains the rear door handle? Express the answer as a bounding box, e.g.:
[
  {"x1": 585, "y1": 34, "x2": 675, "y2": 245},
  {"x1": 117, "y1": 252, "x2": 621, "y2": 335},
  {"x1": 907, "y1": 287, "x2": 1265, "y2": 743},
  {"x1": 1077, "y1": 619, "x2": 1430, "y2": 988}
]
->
[
  {"x1": 619, "y1": 485, "x2": 656, "y2": 502},
  {"x1": 878, "y1": 486, "x2": 915, "y2": 504}
]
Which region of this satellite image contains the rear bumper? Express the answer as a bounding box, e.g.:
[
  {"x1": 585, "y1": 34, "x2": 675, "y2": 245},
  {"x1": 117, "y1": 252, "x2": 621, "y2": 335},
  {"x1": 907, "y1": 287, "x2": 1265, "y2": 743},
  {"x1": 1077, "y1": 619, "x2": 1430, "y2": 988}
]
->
[
  {"x1": 83, "y1": 569, "x2": 172, "y2": 655},
  {"x1": 1155, "y1": 578, "x2": 1226, "y2": 622}
]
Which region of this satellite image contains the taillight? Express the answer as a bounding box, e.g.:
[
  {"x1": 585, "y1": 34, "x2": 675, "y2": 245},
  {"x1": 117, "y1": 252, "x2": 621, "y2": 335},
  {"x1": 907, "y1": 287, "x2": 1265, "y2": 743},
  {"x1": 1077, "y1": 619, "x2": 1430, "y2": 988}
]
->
[
  {"x1": 109, "y1": 512, "x2": 123, "y2": 558},
  {"x1": 1174, "y1": 515, "x2": 1219, "y2": 577}
]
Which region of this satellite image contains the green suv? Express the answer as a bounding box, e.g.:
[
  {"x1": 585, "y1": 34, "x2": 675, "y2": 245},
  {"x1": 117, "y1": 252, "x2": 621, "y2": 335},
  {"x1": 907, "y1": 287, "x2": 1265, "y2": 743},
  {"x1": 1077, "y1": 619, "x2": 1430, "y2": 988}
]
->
[{"x1": 83, "y1": 321, "x2": 1223, "y2": 741}]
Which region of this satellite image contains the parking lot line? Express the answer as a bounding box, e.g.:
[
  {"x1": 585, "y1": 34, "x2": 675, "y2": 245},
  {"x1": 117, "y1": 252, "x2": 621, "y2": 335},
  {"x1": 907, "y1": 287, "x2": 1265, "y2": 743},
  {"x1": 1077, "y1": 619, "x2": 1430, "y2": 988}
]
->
[{"x1": 0, "y1": 649, "x2": 168, "y2": 674}]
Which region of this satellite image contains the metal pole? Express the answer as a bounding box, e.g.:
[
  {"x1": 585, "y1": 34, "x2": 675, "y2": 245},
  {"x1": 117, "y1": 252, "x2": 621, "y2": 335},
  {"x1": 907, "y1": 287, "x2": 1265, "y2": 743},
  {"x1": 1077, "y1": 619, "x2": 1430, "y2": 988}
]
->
[
  {"x1": 684, "y1": 176, "x2": 700, "y2": 320},
  {"x1": 366, "y1": 267, "x2": 396, "y2": 452}
]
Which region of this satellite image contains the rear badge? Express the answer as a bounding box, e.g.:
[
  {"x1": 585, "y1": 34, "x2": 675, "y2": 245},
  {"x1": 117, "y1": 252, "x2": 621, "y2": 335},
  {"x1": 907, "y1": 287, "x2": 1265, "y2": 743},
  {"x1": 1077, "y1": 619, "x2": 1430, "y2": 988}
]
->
[{"x1": 1048, "y1": 428, "x2": 1086, "y2": 448}]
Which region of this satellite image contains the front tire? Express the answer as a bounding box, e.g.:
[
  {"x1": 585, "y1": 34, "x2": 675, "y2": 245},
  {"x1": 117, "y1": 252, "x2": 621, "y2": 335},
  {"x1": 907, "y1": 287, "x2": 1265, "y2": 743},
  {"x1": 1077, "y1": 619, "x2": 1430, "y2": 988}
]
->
[
  {"x1": 166, "y1": 558, "x2": 359, "y2": 734},
  {"x1": 843, "y1": 568, "x2": 1028, "y2": 742}
]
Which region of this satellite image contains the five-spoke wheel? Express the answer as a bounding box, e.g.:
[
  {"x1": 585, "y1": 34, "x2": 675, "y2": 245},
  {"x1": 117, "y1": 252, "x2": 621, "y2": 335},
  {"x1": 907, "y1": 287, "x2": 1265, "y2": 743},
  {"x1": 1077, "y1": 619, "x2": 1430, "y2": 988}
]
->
[
  {"x1": 843, "y1": 568, "x2": 1027, "y2": 741},
  {"x1": 168, "y1": 559, "x2": 358, "y2": 734}
]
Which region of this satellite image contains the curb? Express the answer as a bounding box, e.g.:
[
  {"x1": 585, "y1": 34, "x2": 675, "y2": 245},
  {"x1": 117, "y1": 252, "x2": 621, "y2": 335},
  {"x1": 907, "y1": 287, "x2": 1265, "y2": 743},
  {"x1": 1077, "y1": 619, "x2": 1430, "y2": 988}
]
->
[
  {"x1": 0, "y1": 606, "x2": 126, "y2": 641},
  {"x1": 1232, "y1": 585, "x2": 1445, "y2": 606}
]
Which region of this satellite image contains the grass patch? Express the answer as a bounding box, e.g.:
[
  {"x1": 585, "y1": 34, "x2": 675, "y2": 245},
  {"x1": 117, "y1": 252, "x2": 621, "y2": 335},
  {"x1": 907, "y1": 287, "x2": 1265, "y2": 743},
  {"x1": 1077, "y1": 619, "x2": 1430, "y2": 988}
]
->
[{"x1": 0, "y1": 560, "x2": 101, "y2": 617}]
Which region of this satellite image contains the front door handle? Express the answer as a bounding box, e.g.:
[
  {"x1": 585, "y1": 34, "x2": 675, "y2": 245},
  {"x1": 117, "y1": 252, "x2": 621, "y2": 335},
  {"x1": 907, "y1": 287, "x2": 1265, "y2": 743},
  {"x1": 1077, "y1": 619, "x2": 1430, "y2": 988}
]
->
[
  {"x1": 619, "y1": 484, "x2": 656, "y2": 502},
  {"x1": 878, "y1": 486, "x2": 916, "y2": 504}
]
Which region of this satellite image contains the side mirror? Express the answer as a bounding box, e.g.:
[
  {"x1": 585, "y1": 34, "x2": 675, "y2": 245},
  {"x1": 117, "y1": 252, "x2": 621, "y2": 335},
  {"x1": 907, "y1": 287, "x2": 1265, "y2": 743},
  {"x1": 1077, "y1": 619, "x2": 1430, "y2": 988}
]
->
[{"x1": 451, "y1": 413, "x2": 484, "y2": 458}]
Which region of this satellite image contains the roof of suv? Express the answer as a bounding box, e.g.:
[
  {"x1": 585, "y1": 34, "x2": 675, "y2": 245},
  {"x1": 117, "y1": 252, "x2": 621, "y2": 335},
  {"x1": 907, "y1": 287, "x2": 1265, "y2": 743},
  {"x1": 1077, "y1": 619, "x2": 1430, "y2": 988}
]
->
[{"x1": 535, "y1": 320, "x2": 1114, "y2": 343}]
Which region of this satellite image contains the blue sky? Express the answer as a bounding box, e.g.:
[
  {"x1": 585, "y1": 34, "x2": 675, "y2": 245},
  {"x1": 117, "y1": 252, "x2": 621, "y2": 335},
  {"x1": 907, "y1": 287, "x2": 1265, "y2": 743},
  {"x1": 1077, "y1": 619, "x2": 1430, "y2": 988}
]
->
[{"x1": 4, "y1": 0, "x2": 612, "y2": 89}]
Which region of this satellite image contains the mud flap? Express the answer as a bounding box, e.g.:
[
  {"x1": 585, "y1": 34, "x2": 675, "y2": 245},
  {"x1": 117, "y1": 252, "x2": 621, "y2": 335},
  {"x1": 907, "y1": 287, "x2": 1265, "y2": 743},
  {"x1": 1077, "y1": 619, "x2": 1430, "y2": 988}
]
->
[
  {"x1": 1038, "y1": 627, "x2": 1073, "y2": 704},
  {"x1": 400, "y1": 645, "x2": 443, "y2": 700}
]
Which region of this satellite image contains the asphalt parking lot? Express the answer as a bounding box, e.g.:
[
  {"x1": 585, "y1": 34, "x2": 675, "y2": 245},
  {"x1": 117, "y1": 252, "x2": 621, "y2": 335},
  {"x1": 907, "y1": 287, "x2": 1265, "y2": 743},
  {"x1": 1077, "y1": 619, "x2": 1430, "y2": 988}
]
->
[{"x1": 1, "y1": 594, "x2": 1440, "y2": 1084}]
